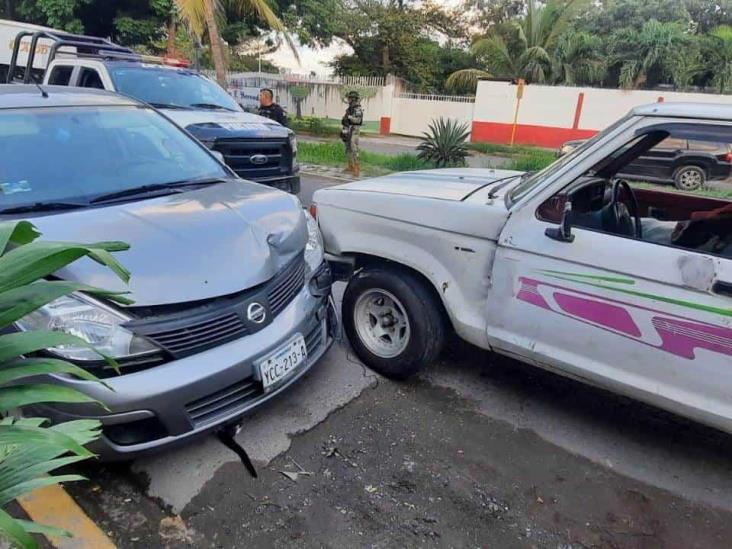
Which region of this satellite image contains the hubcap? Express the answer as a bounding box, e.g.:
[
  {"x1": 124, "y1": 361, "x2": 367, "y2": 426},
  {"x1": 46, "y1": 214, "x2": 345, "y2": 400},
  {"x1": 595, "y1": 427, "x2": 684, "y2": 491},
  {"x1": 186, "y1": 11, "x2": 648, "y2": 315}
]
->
[
  {"x1": 353, "y1": 289, "x2": 411, "y2": 358},
  {"x1": 679, "y1": 169, "x2": 702, "y2": 190}
]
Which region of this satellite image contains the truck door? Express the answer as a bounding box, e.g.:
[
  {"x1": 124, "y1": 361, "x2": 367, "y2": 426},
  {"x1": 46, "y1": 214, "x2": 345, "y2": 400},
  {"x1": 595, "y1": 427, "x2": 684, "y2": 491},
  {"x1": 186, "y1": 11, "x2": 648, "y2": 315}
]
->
[{"x1": 487, "y1": 118, "x2": 732, "y2": 431}]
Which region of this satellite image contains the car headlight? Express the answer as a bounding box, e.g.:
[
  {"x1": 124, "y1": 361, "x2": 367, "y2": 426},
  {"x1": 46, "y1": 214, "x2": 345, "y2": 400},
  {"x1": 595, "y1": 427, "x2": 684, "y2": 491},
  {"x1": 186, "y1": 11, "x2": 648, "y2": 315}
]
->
[
  {"x1": 303, "y1": 210, "x2": 324, "y2": 272},
  {"x1": 14, "y1": 293, "x2": 158, "y2": 362}
]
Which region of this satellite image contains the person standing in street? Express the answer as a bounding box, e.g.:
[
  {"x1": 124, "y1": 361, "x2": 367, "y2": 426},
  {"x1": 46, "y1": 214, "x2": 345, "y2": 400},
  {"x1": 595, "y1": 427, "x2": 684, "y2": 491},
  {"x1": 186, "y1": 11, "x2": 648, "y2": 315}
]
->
[
  {"x1": 258, "y1": 88, "x2": 287, "y2": 126},
  {"x1": 341, "y1": 90, "x2": 363, "y2": 176}
]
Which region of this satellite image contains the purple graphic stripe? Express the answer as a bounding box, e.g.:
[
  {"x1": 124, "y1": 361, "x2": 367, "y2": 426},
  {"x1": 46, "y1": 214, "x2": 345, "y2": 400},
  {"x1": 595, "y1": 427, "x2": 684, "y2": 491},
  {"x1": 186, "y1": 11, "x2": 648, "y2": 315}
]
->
[{"x1": 517, "y1": 277, "x2": 732, "y2": 361}]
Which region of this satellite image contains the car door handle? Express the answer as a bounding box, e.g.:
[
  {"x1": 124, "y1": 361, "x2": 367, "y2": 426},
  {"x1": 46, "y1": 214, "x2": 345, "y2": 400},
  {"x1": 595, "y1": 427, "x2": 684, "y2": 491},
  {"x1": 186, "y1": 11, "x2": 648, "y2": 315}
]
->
[{"x1": 713, "y1": 280, "x2": 732, "y2": 297}]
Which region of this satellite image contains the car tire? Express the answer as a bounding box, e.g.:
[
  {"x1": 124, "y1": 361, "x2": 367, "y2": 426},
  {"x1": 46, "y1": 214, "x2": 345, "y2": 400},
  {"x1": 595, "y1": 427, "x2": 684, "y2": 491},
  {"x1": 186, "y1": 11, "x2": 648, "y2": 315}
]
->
[
  {"x1": 674, "y1": 165, "x2": 706, "y2": 191},
  {"x1": 342, "y1": 266, "x2": 446, "y2": 379}
]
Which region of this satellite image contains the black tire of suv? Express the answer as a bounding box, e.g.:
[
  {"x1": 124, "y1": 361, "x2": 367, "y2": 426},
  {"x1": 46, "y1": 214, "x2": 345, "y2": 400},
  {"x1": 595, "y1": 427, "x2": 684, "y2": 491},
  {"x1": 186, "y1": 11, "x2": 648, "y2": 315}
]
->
[
  {"x1": 673, "y1": 165, "x2": 706, "y2": 191},
  {"x1": 343, "y1": 266, "x2": 446, "y2": 379}
]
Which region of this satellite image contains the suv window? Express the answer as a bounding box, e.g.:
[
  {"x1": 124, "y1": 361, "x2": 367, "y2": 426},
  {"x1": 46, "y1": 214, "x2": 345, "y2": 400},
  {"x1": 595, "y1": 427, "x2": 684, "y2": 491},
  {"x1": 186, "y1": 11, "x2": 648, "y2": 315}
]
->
[
  {"x1": 48, "y1": 65, "x2": 73, "y2": 86},
  {"x1": 78, "y1": 68, "x2": 104, "y2": 89}
]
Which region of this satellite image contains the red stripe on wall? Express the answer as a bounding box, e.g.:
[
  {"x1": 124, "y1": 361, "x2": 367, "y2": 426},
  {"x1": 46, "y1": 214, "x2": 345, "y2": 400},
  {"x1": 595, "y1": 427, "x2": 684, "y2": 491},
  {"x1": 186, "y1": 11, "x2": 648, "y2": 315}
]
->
[
  {"x1": 380, "y1": 116, "x2": 391, "y2": 135},
  {"x1": 471, "y1": 121, "x2": 597, "y2": 148},
  {"x1": 572, "y1": 92, "x2": 585, "y2": 130}
]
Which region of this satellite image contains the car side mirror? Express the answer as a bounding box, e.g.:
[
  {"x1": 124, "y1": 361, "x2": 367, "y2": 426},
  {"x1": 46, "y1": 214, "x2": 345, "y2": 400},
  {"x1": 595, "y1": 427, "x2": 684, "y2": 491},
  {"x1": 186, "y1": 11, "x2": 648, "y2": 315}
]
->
[{"x1": 545, "y1": 200, "x2": 575, "y2": 243}]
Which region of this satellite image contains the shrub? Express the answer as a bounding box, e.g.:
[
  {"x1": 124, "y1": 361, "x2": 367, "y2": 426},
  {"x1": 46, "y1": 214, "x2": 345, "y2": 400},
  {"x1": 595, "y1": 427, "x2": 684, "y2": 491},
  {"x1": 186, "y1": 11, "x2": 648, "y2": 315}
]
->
[
  {"x1": 0, "y1": 220, "x2": 130, "y2": 548},
  {"x1": 417, "y1": 118, "x2": 471, "y2": 168}
]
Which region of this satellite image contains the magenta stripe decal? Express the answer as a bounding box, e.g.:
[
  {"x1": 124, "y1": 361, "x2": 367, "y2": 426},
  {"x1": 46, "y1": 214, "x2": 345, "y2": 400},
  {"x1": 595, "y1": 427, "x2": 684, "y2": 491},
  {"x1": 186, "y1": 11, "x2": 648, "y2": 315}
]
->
[
  {"x1": 553, "y1": 292, "x2": 641, "y2": 337},
  {"x1": 517, "y1": 277, "x2": 732, "y2": 361}
]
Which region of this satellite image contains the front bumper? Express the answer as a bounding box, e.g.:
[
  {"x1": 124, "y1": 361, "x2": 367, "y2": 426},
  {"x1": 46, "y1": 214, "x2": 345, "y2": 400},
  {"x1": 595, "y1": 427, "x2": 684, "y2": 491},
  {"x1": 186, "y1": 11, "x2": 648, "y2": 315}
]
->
[{"x1": 31, "y1": 282, "x2": 336, "y2": 461}]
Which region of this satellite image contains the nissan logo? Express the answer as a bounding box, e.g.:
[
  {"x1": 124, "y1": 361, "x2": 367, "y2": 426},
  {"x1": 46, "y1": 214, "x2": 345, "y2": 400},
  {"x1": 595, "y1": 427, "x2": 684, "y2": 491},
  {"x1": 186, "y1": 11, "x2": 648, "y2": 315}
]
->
[
  {"x1": 246, "y1": 302, "x2": 267, "y2": 324},
  {"x1": 250, "y1": 154, "x2": 268, "y2": 166}
]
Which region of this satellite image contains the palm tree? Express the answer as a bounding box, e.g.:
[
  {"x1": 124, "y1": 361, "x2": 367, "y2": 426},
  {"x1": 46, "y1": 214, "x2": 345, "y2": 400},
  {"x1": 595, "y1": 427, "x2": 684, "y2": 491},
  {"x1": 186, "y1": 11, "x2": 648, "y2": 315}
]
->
[
  {"x1": 609, "y1": 20, "x2": 686, "y2": 89},
  {"x1": 708, "y1": 25, "x2": 732, "y2": 93},
  {"x1": 175, "y1": 0, "x2": 297, "y2": 86},
  {"x1": 552, "y1": 30, "x2": 606, "y2": 85},
  {"x1": 446, "y1": 0, "x2": 586, "y2": 91}
]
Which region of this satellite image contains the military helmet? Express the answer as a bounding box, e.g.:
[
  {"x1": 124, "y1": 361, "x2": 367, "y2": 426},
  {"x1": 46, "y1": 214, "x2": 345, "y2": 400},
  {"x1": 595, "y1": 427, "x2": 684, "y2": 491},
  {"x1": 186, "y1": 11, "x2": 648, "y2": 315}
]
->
[{"x1": 347, "y1": 90, "x2": 360, "y2": 100}]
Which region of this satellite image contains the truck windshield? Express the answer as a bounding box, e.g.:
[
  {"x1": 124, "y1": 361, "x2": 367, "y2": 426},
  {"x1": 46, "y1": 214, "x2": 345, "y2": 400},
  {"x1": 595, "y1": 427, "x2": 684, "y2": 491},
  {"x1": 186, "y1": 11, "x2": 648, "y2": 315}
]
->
[
  {"x1": 110, "y1": 67, "x2": 241, "y2": 112},
  {"x1": 0, "y1": 105, "x2": 229, "y2": 211},
  {"x1": 507, "y1": 114, "x2": 634, "y2": 207}
]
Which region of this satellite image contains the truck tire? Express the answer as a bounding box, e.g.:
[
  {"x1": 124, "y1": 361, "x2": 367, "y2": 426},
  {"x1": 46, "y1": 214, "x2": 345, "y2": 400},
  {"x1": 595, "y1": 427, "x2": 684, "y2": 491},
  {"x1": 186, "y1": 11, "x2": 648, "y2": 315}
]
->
[
  {"x1": 674, "y1": 165, "x2": 706, "y2": 191},
  {"x1": 343, "y1": 266, "x2": 446, "y2": 379}
]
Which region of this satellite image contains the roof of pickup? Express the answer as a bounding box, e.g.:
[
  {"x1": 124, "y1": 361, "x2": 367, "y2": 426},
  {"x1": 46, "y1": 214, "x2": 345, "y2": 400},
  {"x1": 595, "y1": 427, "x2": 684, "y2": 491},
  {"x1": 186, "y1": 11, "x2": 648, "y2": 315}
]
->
[
  {"x1": 0, "y1": 84, "x2": 139, "y2": 109},
  {"x1": 633, "y1": 102, "x2": 732, "y2": 120}
]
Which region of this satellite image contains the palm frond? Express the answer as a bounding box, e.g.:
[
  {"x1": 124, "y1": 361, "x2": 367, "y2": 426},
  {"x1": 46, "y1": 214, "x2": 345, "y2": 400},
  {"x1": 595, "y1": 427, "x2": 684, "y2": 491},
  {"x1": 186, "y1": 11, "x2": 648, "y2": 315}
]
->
[{"x1": 445, "y1": 69, "x2": 492, "y2": 93}]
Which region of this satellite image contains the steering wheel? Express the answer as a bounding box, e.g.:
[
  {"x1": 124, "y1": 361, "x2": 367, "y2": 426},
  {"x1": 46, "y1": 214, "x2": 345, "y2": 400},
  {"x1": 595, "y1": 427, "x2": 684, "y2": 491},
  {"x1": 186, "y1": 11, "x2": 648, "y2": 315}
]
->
[{"x1": 601, "y1": 179, "x2": 642, "y2": 239}]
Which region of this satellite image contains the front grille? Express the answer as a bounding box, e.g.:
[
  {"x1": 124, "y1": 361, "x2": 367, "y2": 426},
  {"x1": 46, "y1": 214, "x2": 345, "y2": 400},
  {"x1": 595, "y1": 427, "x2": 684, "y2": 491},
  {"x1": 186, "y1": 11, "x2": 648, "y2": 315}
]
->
[
  {"x1": 268, "y1": 257, "x2": 306, "y2": 316},
  {"x1": 127, "y1": 254, "x2": 306, "y2": 360},
  {"x1": 145, "y1": 313, "x2": 248, "y2": 357},
  {"x1": 185, "y1": 321, "x2": 325, "y2": 427},
  {"x1": 186, "y1": 378, "x2": 262, "y2": 426},
  {"x1": 212, "y1": 138, "x2": 291, "y2": 180}
]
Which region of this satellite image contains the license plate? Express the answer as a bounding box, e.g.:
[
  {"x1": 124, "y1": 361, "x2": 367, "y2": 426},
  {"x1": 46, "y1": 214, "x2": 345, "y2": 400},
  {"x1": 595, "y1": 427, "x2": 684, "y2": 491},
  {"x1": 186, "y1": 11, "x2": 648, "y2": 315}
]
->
[{"x1": 257, "y1": 335, "x2": 307, "y2": 390}]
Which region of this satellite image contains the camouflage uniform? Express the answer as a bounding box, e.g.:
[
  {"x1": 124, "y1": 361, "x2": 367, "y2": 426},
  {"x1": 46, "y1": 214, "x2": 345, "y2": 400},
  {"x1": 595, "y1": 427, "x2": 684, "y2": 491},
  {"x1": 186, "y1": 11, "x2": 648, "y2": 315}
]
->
[{"x1": 342, "y1": 92, "x2": 364, "y2": 175}]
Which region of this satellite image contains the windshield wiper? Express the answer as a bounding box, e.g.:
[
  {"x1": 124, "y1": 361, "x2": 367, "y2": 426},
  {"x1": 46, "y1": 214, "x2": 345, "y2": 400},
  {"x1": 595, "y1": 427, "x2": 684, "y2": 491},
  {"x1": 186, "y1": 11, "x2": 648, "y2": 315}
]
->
[
  {"x1": 90, "y1": 178, "x2": 226, "y2": 205},
  {"x1": 149, "y1": 102, "x2": 188, "y2": 110},
  {"x1": 0, "y1": 201, "x2": 89, "y2": 214},
  {"x1": 189, "y1": 103, "x2": 236, "y2": 112}
]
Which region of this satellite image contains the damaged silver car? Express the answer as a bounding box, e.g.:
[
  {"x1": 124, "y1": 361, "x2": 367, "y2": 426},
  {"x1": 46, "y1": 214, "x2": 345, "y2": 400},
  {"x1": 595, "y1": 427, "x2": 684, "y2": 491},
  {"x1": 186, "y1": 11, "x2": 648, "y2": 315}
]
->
[{"x1": 0, "y1": 85, "x2": 336, "y2": 460}]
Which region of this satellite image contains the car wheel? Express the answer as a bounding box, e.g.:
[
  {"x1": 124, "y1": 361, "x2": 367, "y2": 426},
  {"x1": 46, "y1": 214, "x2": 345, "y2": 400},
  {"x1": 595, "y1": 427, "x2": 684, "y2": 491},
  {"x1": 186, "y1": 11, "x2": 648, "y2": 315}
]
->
[
  {"x1": 343, "y1": 266, "x2": 446, "y2": 379},
  {"x1": 674, "y1": 165, "x2": 706, "y2": 191}
]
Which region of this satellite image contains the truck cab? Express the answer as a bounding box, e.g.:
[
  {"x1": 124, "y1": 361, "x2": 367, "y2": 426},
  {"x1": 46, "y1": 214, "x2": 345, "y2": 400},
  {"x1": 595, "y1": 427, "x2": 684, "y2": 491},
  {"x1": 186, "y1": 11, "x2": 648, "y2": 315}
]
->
[
  {"x1": 314, "y1": 103, "x2": 732, "y2": 436},
  {"x1": 2, "y1": 22, "x2": 300, "y2": 194}
]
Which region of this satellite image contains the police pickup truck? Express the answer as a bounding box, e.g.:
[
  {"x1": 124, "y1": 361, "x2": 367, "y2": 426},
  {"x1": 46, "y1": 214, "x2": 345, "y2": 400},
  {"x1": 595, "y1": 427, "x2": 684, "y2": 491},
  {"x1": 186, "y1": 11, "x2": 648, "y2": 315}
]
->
[{"x1": 1, "y1": 20, "x2": 299, "y2": 193}]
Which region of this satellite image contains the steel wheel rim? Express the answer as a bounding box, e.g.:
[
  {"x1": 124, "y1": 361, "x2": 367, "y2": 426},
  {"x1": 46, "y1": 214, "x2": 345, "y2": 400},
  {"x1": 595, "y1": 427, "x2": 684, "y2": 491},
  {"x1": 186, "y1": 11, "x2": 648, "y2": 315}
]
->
[
  {"x1": 354, "y1": 289, "x2": 411, "y2": 358},
  {"x1": 678, "y1": 169, "x2": 702, "y2": 190}
]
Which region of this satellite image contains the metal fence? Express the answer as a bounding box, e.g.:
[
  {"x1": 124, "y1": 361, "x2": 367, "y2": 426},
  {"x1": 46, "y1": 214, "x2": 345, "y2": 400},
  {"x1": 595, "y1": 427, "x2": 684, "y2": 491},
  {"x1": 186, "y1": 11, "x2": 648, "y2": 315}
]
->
[{"x1": 397, "y1": 93, "x2": 475, "y2": 103}]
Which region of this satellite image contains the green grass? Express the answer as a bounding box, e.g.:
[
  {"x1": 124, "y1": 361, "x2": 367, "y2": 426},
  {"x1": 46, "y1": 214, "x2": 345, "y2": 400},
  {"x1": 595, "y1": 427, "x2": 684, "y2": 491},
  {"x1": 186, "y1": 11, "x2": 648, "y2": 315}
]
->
[
  {"x1": 507, "y1": 149, "x2": 557, "y2": 172},
  {"x1": 468, "y1": 142, "x2": 551, "y2": 156},
  {"x1": 299, "y1": 141, "x2": 431, "y2": 176},
  {"x1": 290, "y1": 116, "x2": 379, "y2": 136}
]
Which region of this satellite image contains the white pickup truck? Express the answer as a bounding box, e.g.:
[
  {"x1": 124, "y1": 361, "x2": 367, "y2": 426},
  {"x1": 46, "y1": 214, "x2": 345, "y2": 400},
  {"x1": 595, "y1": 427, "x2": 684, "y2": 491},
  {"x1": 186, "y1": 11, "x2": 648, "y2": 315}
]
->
[{"x1": 314, "y1": 102, "x2": 732, "y2": 435}]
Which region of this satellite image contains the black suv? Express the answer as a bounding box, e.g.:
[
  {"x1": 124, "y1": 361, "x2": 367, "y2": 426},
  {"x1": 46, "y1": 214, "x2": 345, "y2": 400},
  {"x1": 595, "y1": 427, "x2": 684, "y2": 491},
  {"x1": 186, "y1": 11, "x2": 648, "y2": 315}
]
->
[{"x1": 559, "y1": 137, "x2": 732, "y2": 191}]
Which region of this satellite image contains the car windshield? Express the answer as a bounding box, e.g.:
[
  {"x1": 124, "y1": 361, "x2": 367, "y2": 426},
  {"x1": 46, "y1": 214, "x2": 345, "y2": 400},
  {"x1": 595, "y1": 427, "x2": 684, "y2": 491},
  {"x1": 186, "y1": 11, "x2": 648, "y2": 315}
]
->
[
  {"x1": 507, "y1": 114, "x2": 634, "y2": 207},
  {"x1": 0, "y1": 105, "x2": 229, "y2": 210},
  {"x1": 110, "y1": 67, "x2": 241, "y2": 112}
]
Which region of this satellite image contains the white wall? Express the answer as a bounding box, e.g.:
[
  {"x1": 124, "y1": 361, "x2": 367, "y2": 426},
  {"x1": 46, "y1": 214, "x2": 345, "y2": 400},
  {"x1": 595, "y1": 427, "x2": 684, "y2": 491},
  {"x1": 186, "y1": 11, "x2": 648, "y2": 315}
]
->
[
  {"x1": 390, "y1": 96, "x2": 475, "y2": 137},
  {"x1": 474, "y1": 80, "x2": 732, "y2": 131}
]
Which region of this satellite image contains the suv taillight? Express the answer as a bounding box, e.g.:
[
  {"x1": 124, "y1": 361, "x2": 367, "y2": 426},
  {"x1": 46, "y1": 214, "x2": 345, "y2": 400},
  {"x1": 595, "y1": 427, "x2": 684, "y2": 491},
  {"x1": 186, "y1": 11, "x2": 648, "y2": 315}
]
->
[
  {"x1": 726, "y1": 152, "x2": 732, "y2": 163},
  {"x1": 309, "y1": 204, "x2": 317, "y2": 219}
]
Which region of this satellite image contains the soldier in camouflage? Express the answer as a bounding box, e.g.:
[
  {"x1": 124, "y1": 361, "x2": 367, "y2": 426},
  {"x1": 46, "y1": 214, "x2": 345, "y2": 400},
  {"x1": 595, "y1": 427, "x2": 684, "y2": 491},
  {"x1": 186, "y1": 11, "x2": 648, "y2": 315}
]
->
[{"x1": 341, "y1": 90, "x2": 364, "y2": 176}]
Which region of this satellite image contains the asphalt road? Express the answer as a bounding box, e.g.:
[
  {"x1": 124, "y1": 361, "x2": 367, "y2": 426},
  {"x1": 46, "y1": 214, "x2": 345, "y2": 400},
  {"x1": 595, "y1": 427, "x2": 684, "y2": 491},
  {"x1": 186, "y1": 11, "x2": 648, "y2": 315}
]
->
[{"x1": 66, "y1": 174, "x2": 732, "y2": 548}]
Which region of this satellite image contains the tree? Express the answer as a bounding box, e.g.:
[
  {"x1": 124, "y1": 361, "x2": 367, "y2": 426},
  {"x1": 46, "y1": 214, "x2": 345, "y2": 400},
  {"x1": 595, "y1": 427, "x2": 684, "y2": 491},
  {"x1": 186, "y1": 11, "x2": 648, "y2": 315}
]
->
[
  {"x1": 447, "y1": 0, "x2": 586, "y2": 90},
  {"x1": 552, "y1": 30, "x2": 606, "y2": 85},
  {"x1": 175, "y1": 0, "x2": 296, "y2": 86},
  {"x1": 289, "y1": 85, "x2": 310, "y2": 119},
  {"x1": 708, "y1": 24, "x2": 732, "y2": 92},
  {"x1": 608, "y1": 20, "x2": 687, "y2": 89}
]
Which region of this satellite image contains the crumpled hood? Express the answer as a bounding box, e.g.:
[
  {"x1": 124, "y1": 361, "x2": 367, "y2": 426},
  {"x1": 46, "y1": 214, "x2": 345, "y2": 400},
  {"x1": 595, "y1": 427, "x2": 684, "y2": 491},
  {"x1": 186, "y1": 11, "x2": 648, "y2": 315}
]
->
[
  {"x1": 332, "y1": 168, "x2": 524, "y2": 201},
  {"x1": 31, "y1": 181, "x2": 307, "y2": 306}
]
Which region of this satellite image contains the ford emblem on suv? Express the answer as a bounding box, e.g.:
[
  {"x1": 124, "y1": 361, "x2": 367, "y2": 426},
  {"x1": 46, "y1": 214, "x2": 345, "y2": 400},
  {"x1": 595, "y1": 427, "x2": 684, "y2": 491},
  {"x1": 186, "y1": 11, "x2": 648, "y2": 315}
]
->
[
  {"x1": 250, "y1": 154, "x2": 268, "y2": 166},
  {"x1": 246, "y1": 302, "x2": 267, "y2": 323}
]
